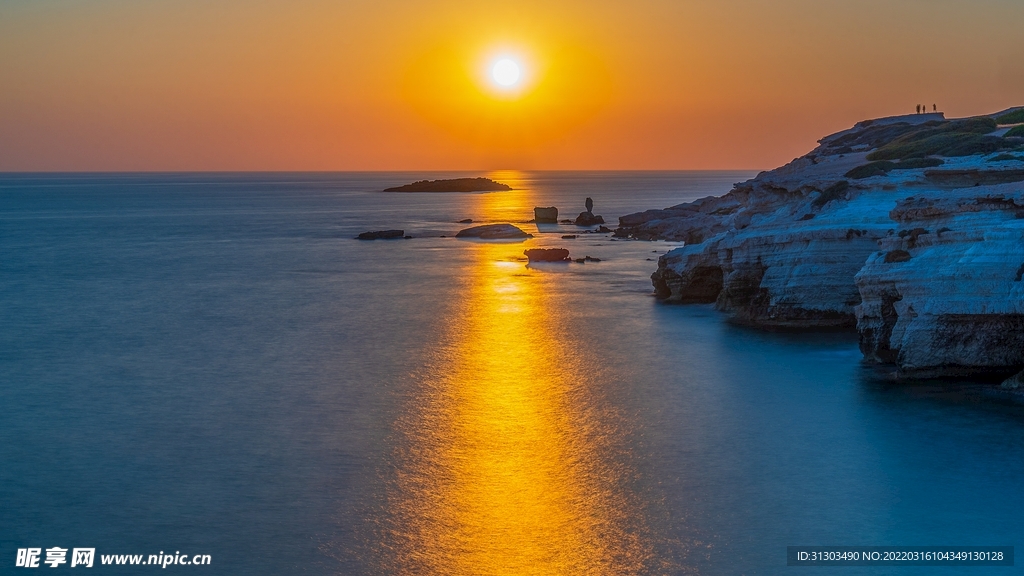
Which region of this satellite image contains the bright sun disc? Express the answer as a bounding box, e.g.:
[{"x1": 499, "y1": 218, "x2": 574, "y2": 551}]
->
[{"x1": 492, "y1": 59, "x2": 520, "y2": 87}]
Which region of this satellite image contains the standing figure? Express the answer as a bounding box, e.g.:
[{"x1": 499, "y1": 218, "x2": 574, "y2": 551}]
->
[
  {"x1": 585, "y1": 197, "x2": 594, "y2": 214},
  {"x1": 916, "y1": 104, "x2": 921, "y2": 114},
  {"x1": 933, "y1": 104, "x2": 937, "y2": 112}
]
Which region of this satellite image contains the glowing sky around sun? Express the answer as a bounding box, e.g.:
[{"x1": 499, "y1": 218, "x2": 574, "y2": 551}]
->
[{"x1": 1, "y1": 0, "x2": 1023, "y2": 170}]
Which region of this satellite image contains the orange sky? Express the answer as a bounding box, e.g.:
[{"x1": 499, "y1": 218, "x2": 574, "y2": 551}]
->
[{"x1": 2, "y1": 0, "x2": 1023, "y2": 171}]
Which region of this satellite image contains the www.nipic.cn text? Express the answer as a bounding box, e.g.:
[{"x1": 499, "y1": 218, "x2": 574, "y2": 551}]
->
[{"x1": 15, "y1": 548, "x2": 212, "y2": 569}]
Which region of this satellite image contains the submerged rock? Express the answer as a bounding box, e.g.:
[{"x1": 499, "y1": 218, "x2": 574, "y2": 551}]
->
[
  {"x1": 524, "y1": 248, "x2": 570, "y2": 262},
  {"x1": 1002, "y1": 370, "x2": 1024, "y2": 389},
  {"x1": 357, "y1": 229, "x2": 405, "y2": 240},
  {"x1": 455, "y1": 223, "x2": 533, "y2": 239}
]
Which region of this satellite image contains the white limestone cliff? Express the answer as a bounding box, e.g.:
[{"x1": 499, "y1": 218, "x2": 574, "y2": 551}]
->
[
  {"x1": 619, "y1": 108, "x2": 1024, "y2": 376},
  {"x1": 855, "y1": 183, "x2": 1024, "y2": 376}
]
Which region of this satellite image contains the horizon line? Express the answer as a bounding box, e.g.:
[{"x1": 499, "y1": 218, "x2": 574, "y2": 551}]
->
[{"x1": 0, "y1": 168, "x2": 766, "y2": 175}]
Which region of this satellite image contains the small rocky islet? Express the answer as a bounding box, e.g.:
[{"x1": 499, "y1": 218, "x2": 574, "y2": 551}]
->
[
  {"x1": 356, "y1": 229, "x2": 407, "y2": 240},
  {"x1": 383, "y1": 177, "x2": 512, "y2": 193},
  {"x1": 616, "y1": 106, "x2": 1024, "y2": 385}
]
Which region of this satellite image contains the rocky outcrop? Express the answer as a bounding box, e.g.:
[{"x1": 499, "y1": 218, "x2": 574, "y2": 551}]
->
[
  {"x1": 524, "y1": 248, "x2": 570, "y2": 262},
  {"x1": 575, "y1": 212, "x2": 605, "y2": 226},
  {"x1": 357, "y1": 229, "x2": 405, "y2": 240},
  {"x1": 650, "y1": 222, "x2": 882, "y2": 328},
  {"x1": 455, "y1": 223, "x2": 532, "y2": 239},
  {"x1": 624, "y1": 108, "x2": 1024, "y2": 376}
]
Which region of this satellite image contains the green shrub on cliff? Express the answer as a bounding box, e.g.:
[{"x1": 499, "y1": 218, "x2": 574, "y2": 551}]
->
[
  {"x1": 996, "y1": 109, "x2": 1024, "y2": 125},
  {"x1": 811, "y1": 180, "x2": 850, "y2": 208},
  {"x1": 1005, "y1": 125, "x2": 1024, "y2": 138},
  {"x1": 895, "y1": 158, "x2": 944, "y2": 169},
  {"x1": 988, "y1": 153, "x2": 1023, "y2": 162},
  {"x1": 867, "y1": 117, "x2": 1002, "y2": 161},
  {"x1": 845, "y1": 162, "x2": 894, "y2": 179},
  {"x1": 845, "y1": 158, "x2": 943, "y2": 179}
]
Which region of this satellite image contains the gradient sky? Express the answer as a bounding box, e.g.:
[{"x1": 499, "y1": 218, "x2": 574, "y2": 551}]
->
[{"x1": 2, "y1": 0, "x2": 1023, "y2": 171}]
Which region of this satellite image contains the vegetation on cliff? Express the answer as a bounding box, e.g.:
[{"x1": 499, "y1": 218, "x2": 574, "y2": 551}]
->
[
  {"x1": 866, "y1": 117, "x2": 1004, "y2": 161},
  {"x1": 995, "y1": 109, "x2": 1024, "y2": 125}
]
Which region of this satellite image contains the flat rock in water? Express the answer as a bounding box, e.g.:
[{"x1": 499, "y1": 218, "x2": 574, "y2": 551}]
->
[
  {"x1": 383, "y1": 177, "x2": 512, "y2": 193},
  {"x1": 455, "y1": 223, "x2": 532, "y2": 239},
  {"x1": 357, "y1": 229, "x2": 405, "y2": 240},
  {"x1": 534, "y1": 206, "x2": 559, "y2": 223},
  {"x1": 525, "y1": 248, "x2": 570, "y2": 262}
]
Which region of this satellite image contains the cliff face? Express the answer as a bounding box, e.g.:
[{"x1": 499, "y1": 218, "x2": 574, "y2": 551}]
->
[
  {"x1": 855, "y1": 183, "x2": 1024, "y2": 377},
  {"x1": 620, "y1": 109, "x2": 1024, "y2": 376}
]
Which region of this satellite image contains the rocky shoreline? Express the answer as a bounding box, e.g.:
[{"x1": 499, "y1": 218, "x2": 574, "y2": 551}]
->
[{"x1": 618, "y1": 108, "x2": 1024, "y2": 382}]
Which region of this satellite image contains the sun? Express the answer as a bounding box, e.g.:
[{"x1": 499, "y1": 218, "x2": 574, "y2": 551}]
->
[{"x1": 491, "y1": 59, "x2": 521, "y2": 87}]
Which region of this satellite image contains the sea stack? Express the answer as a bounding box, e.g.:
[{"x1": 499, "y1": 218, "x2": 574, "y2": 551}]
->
[{"x1": 575, "y1": 197, "x2": 605, "y2": 226}]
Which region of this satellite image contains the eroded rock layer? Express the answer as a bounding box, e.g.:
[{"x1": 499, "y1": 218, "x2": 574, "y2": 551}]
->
[{"x1": 855, "y1": 183, "x2": 1024, "y2": 376}]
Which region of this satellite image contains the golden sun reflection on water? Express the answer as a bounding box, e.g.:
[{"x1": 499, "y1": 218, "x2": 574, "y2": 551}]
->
[{"x1": 382, "y1": 196, "x2": 653, "y2": 575}]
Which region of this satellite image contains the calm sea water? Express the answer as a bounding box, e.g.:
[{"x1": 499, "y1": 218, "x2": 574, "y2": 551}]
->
[{"x1": 2, "y1": 172, "x2": 1023, "y2": 575}]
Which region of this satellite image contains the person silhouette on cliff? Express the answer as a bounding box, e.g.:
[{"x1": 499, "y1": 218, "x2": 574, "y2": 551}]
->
[
  {"x1": 585, "y1": 197, "x2": 594, "y2": 214},
  {"x1": 916, "y1": 104, "x2": 921, "y2": 114}
]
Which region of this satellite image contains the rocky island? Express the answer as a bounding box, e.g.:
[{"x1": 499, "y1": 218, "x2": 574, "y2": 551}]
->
[
  {"x1": 618, "y1": 107, "x2": 1024, "y2": 381},
  {"x1": 383, "y1": 177, "x2": 512, "y2": 192}
]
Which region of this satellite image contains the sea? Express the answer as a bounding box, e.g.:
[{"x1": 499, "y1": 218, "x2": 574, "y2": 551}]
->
[{"x1": 2, "y1": 171, "x2": 1023, "y2": 575}]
